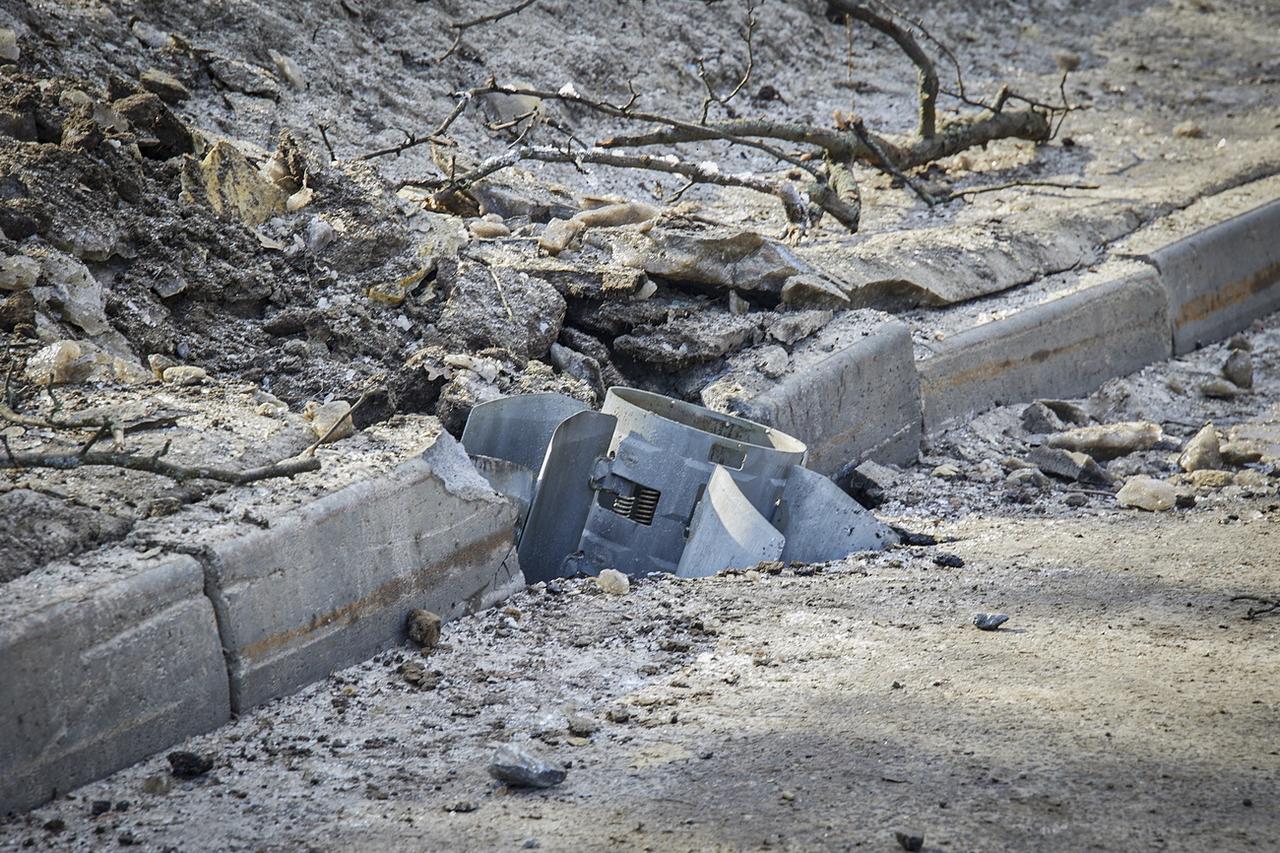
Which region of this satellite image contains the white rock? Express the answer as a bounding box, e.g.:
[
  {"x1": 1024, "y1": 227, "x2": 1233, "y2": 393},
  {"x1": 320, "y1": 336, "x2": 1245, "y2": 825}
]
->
[
  {"x1": 0, "y1": 28, "x2": 19, "y2": 62},
  {"x1": 470, "y1": 219, "x2": 511, "y2": 239},
  {"x1": 38, "y1": 251, "x2": 109, "y2": 336},
  {"x1": 1178, "y1": 423, "x2": 1221, "y2": 473},
  {"x1": 595, "y1": 569, "x2": 630, "y2": 595},
  {"x1": 0, "y1": 256, "x2": 39, "y2": 291},
  {"x1": 268, "y1": 49, "x2": 306, "y2": 89},
  {"x1": 162, "y1": 365, "x2": 208, "y2": 386},
  {"x1": 305, "y1": 217, "x2": 335, "y2": 253},
  {"x1": 305, "y1": 400, "x2": 354, "y2": 443},
  {"x1": 1116, "y1": 476, "x2": 1176, "y2": 511},
  {"x1": 286, "y1": 187, "x2": 315, "y2": 212},
  {"x1": 1046, "y1": 421, "x2": 1163, "y2": 460}
]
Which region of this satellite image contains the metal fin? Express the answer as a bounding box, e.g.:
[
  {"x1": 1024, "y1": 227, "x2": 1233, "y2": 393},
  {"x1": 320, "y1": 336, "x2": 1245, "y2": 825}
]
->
[
  {"x1": 461, "y1": 393, "x2": 589, "y2": 473},
  {"x1": 676, "y1": 465, "x2": 784, "y2": 579},
  {"x1": 776, "y1": 464, "x2": 899, "y2": 563},
  {"x1": 468, "y1": 454, "x2": 536, "y2": 534},
  {"x1": 518, "y1": 410, "x2": 617, "y2": 584}
]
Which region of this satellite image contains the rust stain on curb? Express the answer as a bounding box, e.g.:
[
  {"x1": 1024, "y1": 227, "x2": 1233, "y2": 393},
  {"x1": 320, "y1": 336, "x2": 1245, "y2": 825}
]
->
[
  {"x1": 1173, "y1": 259, "x2": 1280, "y2": 329},
  {"x1": 239, "y1": 527, "x2": 514, "y2": 662}
]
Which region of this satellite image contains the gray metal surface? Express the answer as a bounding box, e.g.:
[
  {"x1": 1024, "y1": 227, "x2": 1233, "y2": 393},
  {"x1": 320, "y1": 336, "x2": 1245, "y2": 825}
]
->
[
  {"x1": 469, "y1": 454, "x2": 536, "y2": 535},
  {"x1": 676, "y1": 466, "x2": 784, "y2": 578},
  {"x1": 518, "y1": 410, "x2": 617, "y2": 584},
  {"x1": 461, "y1": 393, "x2": 589, "y2": 472},
  {"x1": 776, "y1": 464, "x2": 899, "y2": 562}
]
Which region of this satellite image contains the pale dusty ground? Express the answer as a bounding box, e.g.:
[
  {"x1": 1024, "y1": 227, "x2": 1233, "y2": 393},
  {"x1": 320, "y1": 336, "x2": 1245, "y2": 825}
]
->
[{"x1": 3, "y1": 317, "x2": 1276, "y2": 851}]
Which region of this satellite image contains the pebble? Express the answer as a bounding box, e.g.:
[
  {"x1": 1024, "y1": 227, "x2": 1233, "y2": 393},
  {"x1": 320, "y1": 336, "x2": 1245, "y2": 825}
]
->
[
  {"x1": 1178, "y1": 423, "x2": 1222, "y2": 472},
  {"x1": 1064, "y1": 492, "x2": 1089, "y2": 507},
  {"x1": 166, "y1": 751, "x2": 213, "y2": 779},
  {"x1": 1223, "y1": 349, "x2": 1253, "y2": 389},
  {"x1": 895, "y1": 831, "x2": 925, "y2": 851},
  {"x1": 0, "y1": 255, "x2": 39, "y2": 291},
  {"x1": 1005, "y1": 467, "x2": 1050, "y2": 490},
  {"x1": 1220, "y1": 441, "x2": 1262, "y2": 465},
  {"x1": 567, "y1": 714, "x2": 600, "y2": 737},
  {"x1": 931, "y1": 463, "x2": 960, "y2": 478},
  {"x1": 487, "y1": 743, "x2": 567, "y2": 788},
  {"x1": 1200, "y1": 378, "x2": 1241, "y2": 399},
  {"x1": 972, "y1": 613, "x2": 1009, "y2": 631},
  {"x1": 1174, "y1": 120, "x2": 1206, "y2": 139},
  {"x1": 286, "y1": 187, "x2": 315, "y2": 212},
  {"x1": 161, "y1": 365, "x2": 207, "y2": 386},
  {"x1": 140, "y1": 69, "x2": 190, "y2": 104},
  {"x1": 305, "y1": 217, "x2": 336, "y2": 253},
  {"x1": 1116, "y1": 475, "x2": 1177, "y2": 511},
  {"x1": 469, "y1": 218, "x2": 511, "y2": 239},
  {"x1": 141, "y1": 774, "x2": 171, "y2": 795},
  {"x1": 268, "y1": 49, "x2": 306, "y2": 89},
  {"x1": 1189, "y1": 469, "x2": 1233, "y2": 489},
  {"x1": 933, "y1": 553, "x2": 965, "y2": 569},
  {"x1": 445, "y1": 800, "x2": 478, "y2": 813},
  {"x1": 306, "y1": 400, "x2": 354, "y2": 442},
  {"x1": 594, "y1": 568, "x2": 630, "y2": 595},
  {"x1": 406, "y1": 608, "x2": 442, "y2": 649},
  {"x1": 0, "y1": 28, "x2": 18, "y2": 62},
  {"x1": 1021, "y1": 401, "x2": 1065, "y2": 434}
]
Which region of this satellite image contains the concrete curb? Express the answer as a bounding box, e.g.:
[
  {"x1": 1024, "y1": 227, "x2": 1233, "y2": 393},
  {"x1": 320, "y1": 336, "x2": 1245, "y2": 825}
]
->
[
  {"x1": 0, "y1": 554, "x2": 230, "y2": 814},
  {"x1": 0, "y1": 428, "x2": 520, "y2": 815},
  {"x1": 1149, "y1": 198, "x2": 1280, "y2": 354},
  {"x1": 704, "y1": 311, "x2": 922, "y2": 473},
  {"x1": 916, "y1": 269, "x2": 1172, "y2": 434}
]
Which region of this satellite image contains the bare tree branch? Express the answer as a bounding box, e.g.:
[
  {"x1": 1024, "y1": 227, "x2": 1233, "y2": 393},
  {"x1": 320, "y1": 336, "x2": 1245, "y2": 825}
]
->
[{"x1": 0, "y1": 448, "x2": 321, "y2": 484}]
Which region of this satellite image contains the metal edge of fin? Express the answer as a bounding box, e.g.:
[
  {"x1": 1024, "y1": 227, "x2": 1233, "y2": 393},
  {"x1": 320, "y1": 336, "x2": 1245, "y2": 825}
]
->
[
  {"x1": 460, "y1": 393, "x2": 589, "y2": 473},
  {"x1": 676, "y1": 465, "x2": 784, "y2": 579},
  {"x1": 518, "y1": 410, "x2": 618, "y2": 584},
  {"x1": 776, "y1": 464, "x2": 899, "y2": 563}
]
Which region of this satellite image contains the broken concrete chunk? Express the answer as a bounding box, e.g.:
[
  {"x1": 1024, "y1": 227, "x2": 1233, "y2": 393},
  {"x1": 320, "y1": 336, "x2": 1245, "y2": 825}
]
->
[
  {"x1": 1223, "y1": 349, "x2": 1253, "y2": 389},
  {"x1": 186, "y1": 141, "x2": 287, "y2": 226},
  {"x1": 161, "y1": 365, "x2": 207, "y2": 386},
  {"x1": 487, "y1": 743, "x2": 566, "y2": 789},
  {"x1": 613, "y1": 311, "x2": 758, "y2": 372},
  {"x1": 1027, "y1": 445, "x2": 1112, "y2": 486},
  {"x1": 780, "y1": 273, "x2": 850, "y2": 308},
  {"x1": 1178, "y1": 423, "x2": 1222, "y2": 473},
  {"x1": 610, "y1": 227, "x2": 811, "y2": 294},
  {"x1": 437, "y1": 262, "x2": 565, "y2": 360},
  {"x1": 1038, "y1": 399, "x2": 1092, "y2": 426},
  {"x1": 1116, "y1": 476, "x2": 1176, "y2": 511},
  {"x1": 765, "y1": 309, "x2": 833, "y2": 346},
  {"x1": 1045, "y1": 421, "x2": 1162, "y2": 460}
]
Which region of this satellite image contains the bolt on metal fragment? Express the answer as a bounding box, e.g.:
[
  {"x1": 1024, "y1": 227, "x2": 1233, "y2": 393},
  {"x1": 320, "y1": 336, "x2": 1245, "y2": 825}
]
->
[{"x1": 462, "y1": 387, "x2": 897, "y2": 584}]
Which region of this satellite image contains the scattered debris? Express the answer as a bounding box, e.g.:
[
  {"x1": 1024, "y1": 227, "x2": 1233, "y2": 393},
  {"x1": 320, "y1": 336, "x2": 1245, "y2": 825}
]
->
[
  {"x1": 487, "y1": 743, "x2": 567, "y2": 789},
  {"x1": 973, "y1": 613, "x2": 1009, "y2": 631}
]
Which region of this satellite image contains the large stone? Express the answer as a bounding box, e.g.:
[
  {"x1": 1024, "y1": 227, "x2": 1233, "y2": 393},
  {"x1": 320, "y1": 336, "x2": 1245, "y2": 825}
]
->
[
  {"x1": 186, "y1": 141, "x2": 288, "y2": 226},
  {"x1": 610, "y1": 227, "x2": 811, "y2": 294},
  {"x1": 1116, "y1": 476, "x2": 1177, "y2": 511},
  {"x1": 1044, "y1": 421, "x2": 1163, "y2": 460},
  {"x1": 1178, "y1": 423, "x2": 1222, "y2": 473}
]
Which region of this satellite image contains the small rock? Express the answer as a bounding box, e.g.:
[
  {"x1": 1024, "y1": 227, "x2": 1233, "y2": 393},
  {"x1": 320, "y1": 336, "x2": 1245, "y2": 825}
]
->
[
  {"x1": 890, "y1": 526, "x2": 937, "y2": 547},
  {"x1": 0, "y1": 290, "x2": 34, "y2": 330},
  {"x1": 1188, "y1": 469, "x2": 1234, "y2": 489},
  {"x1": 399, "y1": 659, "x2": 438, "y2": 688},
  {"x1": 973, "y1": 613, "x2": 1009, "y2": 631},
  {"x1": 1020, "y1": 401, "x2": 1065, "y2": 434},
  {"x1": 305, "y1": 217, "x2": 336, "y2": 254},
  {"x1": 1178, "y1": 423, "x2": 1222, "y2": 472},
  {"x1": 1234, "y1": 469, "x2": 1270, "y2": 488},
  {"x1": 1116, "y1": 475, "x2": 1177, "y2": 511},
  {"x1": 1220, "y1": 441, "x2": 1262, "y2": 466},
  {"x1": 469, "y1": 218, "x2": 511, "y2": 239},
  {"x1": 141, "y1": 773, "x2": 172, "y2": 795},
  {"x1": 1227, "y1": 333, "x2": 1252, "y2": 351},
  {"x1": 1045, "y1": 421, "x2": 1163, "y2": 460},
  {"x1": 594, "y1": 568, "x2": 630, "y2": 595},
  {"x1": 285, "y1": 186, "x2": 315, "y2": 212},
  {"x1": 305, "y1": 400, "x2": 354, "y2": 442},
  {"x1": 139, "y1": 69, "x2": 191, "y2": 104},
  {"x1": 606, "y1": 707, "x2": 631, "y2": 723},
  {"x1": 0, "y1": 28, "x2": 18, "y2": 62},
  {"x1": 895, "y1": 831, "x2": 925, "y2": 851},
  {"x1": 406, "y1": 608, "x2": 442, "y2": 649},
  {"x1": 1200, "y1": 378, "x2": 1241, "y2": 399},
  {"x1": 755, "y1": 344, "x2": 790, "y2": 379},
  {"x1": 728, "y1": 289, "x2": 751, "y2": 316},
  {"x1": 130, "y1": 20, "x2": 171, "y2": 49},
  {"x1": 522, "y1": 839, "x2": 541, "y2": 849},
  {"x1": 162, "y1": 365, "x2": 207, "y2": 386},
  {"x1": 1223, "y1": 349, "x2": 1253, "y2": 389},
  {"x1": 1174, "y1": 121, "x2": 1206, "y2": 139},
  {"x1": 567, "y1": 714, "x2": 600, "y2": 737},
  {"x1": 1027, "y1": 446, "x2": 1112, "y2": 486},
  {"x1": 90, "y1": 800, "x2": 112, "y2": 816},
  {"x1": 445, "y1": 800, "x2": 478, "y2": 813},
  {"x1": 1039, "y1": 399, "x2": 1092, "y2": 426},
  {"x1": 931, "y1": 463, "x2": 960, "y2": 478},
  {"x1": 43, "y1": 819, "x2": 65, "y2": 833},
  {"x1": 1063, "y1": 492, "x2": 1088, "y2": 507},
  {"x1": 1005, "y1": 467, "x2": 1050, "y2": 490},
  {"x1": 112, "y1": 93, "x2": 193, "y2": 160},
  {"x1": 147, "y1": 353, "x2": 177, "y2": 380},
  {"x1": 0, "y1": 255, "x2": 39, "y2": 291},
  {"x1": 487, "y1": 743, "x2": 567, "y2": 789},
  {"x1": 268, "y1": 49, "x2": 306, "y2": 90},
  {"x1": 186, "y1": 140, "x2": 288, "y2": 226},
  {"x1": 933, "y1": 553, "x2": 964, "y2": 569},
  {"x1": 166, "y1": 751, "x2": 213, "y2": 779},
  {"x1": 1175, "y1": 493, "x2": 1197, "y2": 509}
]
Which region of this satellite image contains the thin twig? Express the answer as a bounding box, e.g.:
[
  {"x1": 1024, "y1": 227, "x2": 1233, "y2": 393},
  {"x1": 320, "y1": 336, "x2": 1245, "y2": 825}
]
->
[
  {"x1": 0, "y1": 449, "x2": 321, "y2": 484},
  {"x1": 436, "y1": 0, "x2": 539, "y2": 63},
  {"x1": 952, "y1": 179, "x2": 1100, "y2": 197},
  {"x1": 1231, "y1": 595, "x2": 1280, "y2": 620},
  {"x1": 317, "y1": 123, "x2": 337, "y2": 163},
  {"x1": 696, "y1": 0, "x2": 758, "y2": 123},
  {"x1": 848, "y1": 116, "x2": 936, "y2": 205}
]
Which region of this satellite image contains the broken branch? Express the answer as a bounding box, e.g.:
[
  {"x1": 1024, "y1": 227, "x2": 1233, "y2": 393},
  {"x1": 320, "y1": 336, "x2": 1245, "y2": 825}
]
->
[
  {"x1": 436, "y1": 0, "x2": 539, "y2": 63},
  {"x1": 0, "y1": 449, "x2": 321, "y2": 485}
]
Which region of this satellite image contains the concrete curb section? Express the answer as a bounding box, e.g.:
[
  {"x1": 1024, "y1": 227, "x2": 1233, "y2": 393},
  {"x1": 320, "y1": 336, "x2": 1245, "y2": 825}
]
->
[
  {"x1": 3, "y1": 198, "x2": 1276, "y2": 816},
  {"x1": 1150, "y1": 198, "x2": 1280, "y2": 355},
  {"x1": 1, "y1": 430, "x2": 520, "y2": 814}
]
